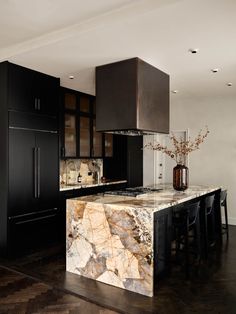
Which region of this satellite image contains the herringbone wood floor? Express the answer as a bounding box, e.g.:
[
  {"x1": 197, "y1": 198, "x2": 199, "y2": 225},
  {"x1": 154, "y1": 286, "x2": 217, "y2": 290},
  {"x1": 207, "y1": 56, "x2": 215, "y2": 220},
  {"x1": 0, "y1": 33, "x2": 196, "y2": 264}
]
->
[
  {"x1": 1, "y1": 226, "x2": 236, "y2": 314},
  {"x1": 0, "y1": 267, "x2": 117, "y2": 314}
]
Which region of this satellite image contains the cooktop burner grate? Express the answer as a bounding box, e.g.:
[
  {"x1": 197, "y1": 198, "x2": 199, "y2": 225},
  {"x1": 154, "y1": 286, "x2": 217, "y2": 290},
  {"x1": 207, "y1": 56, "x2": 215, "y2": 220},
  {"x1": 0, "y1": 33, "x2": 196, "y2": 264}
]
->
[{"x1": 104, "y1": 187, "x2": 162, "y2": 197}]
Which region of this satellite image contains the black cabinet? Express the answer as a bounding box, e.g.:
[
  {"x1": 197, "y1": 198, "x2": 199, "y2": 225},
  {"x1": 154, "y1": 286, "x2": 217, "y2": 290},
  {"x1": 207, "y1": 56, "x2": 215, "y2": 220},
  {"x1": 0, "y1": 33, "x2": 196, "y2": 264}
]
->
[
  {"x1": 8, "y1": 63, "x2": 35, "y2": 112},
  {"x1": 36, "y1": 132, "x2": 59, "y2": 212},
  {"x1": 127, "y1": 136, "x2": 143, "y2": 187},
  {"x1": 8, "y1": 62, "x2": 59, "y2": 116},
  {"x1": 154, "y1": 208, "x2": 172, "y2": 277},
  {"x1": 9, "y1": 129, "x2": 59, "y2": 217},
  {"x1": 36, "y1": 73, "x2": 59, "y2": 116},
  {"x1": 8, "y1": 129, "x2": 36, "y2": 217},
  {"x1": 8, "y1": 208, "x2": 61, "y2": 254},
  {"x1": 60, "y1": 87, "x2": 112, "y2": 159},
  {"x1": 0, "y1": 61, "x2": 60, "y2": 256}
]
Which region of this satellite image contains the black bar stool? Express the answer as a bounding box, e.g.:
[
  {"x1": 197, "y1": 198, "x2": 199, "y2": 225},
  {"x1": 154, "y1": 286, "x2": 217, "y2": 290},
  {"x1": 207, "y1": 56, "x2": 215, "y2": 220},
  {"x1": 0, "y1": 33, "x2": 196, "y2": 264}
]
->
[
  {"x1": 172, "y1": 201, "x2": 201, "y2": 277},
  {"x1": 204, "y1": 194, "x2": 216, "y2": 257},
  {"x1": 221, "y1": 190, "x2": 229, "y2": 240}
]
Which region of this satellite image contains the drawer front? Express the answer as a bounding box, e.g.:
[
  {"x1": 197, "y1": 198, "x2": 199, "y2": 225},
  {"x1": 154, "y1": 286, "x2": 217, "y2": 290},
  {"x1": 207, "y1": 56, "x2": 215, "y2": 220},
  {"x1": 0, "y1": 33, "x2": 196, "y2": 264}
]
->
[
  {"x1": 9, "y1": 111, "x2": 58, "y2": 133},
  {"x1": 8, "y1": 208, "x2": 61, "y2": 256}
]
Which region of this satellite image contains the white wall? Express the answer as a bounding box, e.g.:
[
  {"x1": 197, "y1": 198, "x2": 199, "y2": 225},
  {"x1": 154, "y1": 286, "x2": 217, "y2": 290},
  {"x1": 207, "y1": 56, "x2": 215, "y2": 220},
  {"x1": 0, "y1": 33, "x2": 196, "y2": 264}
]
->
[
  {"x1": 143, "y1": 135, "x2": 156, "y2": 186},
  {"x1": 143, "y1": 134, "x2": 166, "y2": 186},
  {"x1": 170, "y1": 95, "x2": 236, "y2": 225}
]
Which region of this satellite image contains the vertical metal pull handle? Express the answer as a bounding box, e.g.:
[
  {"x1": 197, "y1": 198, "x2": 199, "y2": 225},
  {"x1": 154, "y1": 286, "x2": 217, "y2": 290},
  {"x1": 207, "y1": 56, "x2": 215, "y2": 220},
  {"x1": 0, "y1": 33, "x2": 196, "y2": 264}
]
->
[
  {"x1": 33, "y1": 148, "x2": 38, "y2": 198},
  {"x1": 37, "y1": 148, "x2": 41, "y2": 198},
  {"x1": 61, "y1": 147, "x2": 65, "y2": 157}
]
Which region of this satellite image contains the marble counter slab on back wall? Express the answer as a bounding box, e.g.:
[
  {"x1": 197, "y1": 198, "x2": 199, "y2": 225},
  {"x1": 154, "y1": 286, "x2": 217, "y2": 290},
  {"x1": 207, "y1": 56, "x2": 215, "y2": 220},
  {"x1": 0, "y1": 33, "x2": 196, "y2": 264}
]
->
[
  {"x1": 60, "y1": 159, "x2": 103, "y2": 186},
  {"x1": 66, "y1": 185, "x2": 221, "y2": 297}
]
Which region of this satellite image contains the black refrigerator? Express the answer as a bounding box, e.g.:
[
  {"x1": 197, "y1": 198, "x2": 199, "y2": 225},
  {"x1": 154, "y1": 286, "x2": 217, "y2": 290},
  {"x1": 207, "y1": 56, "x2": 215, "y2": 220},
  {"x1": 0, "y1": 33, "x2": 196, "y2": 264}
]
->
[{"x1": 0, "y1": 61, "x2": 60, "y2": 256}]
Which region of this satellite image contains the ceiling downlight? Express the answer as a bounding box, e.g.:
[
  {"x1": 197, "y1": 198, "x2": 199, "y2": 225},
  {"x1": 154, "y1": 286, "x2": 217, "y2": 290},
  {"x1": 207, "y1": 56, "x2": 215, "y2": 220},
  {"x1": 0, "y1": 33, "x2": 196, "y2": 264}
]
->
[{"x1": 189, "y1": 48, "x2": 199, "y2": 54}]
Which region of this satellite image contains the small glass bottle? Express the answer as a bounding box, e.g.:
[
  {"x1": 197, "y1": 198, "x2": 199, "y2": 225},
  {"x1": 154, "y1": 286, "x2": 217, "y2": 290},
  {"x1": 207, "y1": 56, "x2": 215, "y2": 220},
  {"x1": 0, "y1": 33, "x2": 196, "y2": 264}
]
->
[{"x1": 77, "y1": 173, "x2": 82, "y2": 183}]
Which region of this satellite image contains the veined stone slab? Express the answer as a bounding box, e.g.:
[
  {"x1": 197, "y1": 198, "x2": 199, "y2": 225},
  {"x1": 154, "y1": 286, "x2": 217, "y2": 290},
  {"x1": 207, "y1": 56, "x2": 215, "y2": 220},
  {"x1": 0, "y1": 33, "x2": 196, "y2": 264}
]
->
[{"x1": 66, "y1": 184, "x2": 221, "y2": 297}]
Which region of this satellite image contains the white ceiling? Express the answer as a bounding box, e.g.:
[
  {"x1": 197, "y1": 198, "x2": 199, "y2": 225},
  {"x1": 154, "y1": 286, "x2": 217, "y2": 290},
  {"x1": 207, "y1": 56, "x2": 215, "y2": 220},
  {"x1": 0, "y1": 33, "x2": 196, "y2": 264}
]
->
[{"x1": 0, "y1": 0, "x2": 235, "y2": 99}]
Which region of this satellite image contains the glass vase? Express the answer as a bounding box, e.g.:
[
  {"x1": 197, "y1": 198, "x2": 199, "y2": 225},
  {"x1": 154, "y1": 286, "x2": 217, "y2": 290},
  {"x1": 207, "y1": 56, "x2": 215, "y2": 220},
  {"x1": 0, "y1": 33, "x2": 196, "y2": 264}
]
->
[{"x1": 173, "y1": 164, "x2": 189, "y2": 191}]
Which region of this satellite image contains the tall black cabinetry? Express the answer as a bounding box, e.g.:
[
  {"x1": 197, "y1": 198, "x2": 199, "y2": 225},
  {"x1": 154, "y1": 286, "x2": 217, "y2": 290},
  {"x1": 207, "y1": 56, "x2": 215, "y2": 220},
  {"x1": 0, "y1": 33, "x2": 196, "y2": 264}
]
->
[
  {"x1": 8, "y1": 62, "x2": 58, "y2": 115},
  {"x1": 0, "y1": 61, "x2": 60, "y2": 256}
]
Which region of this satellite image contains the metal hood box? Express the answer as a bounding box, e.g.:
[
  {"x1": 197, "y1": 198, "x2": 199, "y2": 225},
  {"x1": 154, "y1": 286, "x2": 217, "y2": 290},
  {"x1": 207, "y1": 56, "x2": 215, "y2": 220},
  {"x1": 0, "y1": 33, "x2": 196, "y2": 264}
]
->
[{"x1": 96, "y1": 57, "x2": 169, "y2": 135}]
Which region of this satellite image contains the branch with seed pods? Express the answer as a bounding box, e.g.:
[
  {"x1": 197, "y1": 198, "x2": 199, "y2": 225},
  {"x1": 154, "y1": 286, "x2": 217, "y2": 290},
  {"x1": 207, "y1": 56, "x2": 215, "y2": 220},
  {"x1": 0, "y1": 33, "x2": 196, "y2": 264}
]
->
[{"x1": 144, "y1": 126, "x2": 209, "y2": 164}]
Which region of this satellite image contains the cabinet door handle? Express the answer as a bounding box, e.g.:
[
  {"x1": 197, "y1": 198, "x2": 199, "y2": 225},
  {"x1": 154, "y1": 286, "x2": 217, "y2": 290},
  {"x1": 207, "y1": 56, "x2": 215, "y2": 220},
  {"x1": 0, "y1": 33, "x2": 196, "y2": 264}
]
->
[
  {"x1": 15, "y1": 214, "x2": 57, "y2": 225},
  {"x1": 61, "y1": 147, "x2": 65, "y2": 157},
  {"x1": 37, "y1": 147, "x2": 41, "y2": 198},
  {"x1": 33, "y1": 148, "x2": 37, "y2": 198}
]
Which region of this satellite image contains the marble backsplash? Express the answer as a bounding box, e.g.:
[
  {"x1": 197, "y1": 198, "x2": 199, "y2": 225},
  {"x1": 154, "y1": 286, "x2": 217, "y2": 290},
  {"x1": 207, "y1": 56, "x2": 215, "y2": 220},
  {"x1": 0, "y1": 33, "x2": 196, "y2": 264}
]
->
[{"x1": 60, "y1": 159, "x2": 103, "y2": 185}]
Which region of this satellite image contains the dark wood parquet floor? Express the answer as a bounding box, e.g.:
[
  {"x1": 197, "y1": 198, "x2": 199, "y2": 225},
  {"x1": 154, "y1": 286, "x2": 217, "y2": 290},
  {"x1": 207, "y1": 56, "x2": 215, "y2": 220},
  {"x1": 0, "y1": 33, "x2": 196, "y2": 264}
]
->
[
  {"x1": 0, "y1": 226, "x2": 236, "y2": 314},
  {"x1": 0, "y1": 266, "x2": 117, "y2": 314}
]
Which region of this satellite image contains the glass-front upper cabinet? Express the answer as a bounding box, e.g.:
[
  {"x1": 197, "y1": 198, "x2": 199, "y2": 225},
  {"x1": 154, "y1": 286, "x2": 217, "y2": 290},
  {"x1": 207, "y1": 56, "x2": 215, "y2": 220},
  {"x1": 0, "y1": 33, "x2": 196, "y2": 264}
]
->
[
  {"x1": 80, "y1": 95, "x2": 90, "y2": 113},
  {"x1": 64, "y1": 92, "x2": 76, "y2": 110},
  {"x1": 105, "y1": 133, "x2": 113, "y2": 157},
  {"x1": 64, "y1": 114, "x2": 76, "y2": 157},
  {"x1": 61, "y1": 87, "x2": 113, "y2": 158},
  {"x1": 80, "y1": 117, "x2": 90, "y2": 157},
  {"x1": 92, "y1": 118, "x2": 102, "y2": 157}
]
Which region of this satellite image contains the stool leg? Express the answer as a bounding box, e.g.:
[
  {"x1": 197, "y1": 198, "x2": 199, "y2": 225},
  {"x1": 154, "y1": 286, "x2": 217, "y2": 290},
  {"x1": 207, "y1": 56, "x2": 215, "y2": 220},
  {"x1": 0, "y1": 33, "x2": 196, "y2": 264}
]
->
[
  {"x1": 175, "y1": 226, "x2": 181, "y2": 262},
  {"x1": 195, "y1": 216, "x2": 201, "y2": 261},
  {"x1": 185, "y1": 227, "x2": 189, "y2": 278},
  {"x1": 210, "y1": 209, "x2": 216, "y2": 246},
  {"x1": 224, "y1": 200, "x2": 229, "y2": 240},
  {"x1": 204, "y1": 209, "x2": 209, "y2": 259}
]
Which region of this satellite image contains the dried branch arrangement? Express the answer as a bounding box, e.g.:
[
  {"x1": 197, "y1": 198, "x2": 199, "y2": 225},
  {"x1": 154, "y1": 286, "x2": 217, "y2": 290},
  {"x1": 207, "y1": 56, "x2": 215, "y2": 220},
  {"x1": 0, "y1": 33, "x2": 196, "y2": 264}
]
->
[{"x1": 144, "y1": 126, "x2": 209, "y2": 164}]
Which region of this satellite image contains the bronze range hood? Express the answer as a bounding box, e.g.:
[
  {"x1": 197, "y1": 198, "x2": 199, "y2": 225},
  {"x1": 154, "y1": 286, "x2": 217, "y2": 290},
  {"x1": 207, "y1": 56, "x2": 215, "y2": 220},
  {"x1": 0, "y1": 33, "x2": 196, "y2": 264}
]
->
[{"x1": 95, "y1": 57, "x2": 169, "y2": 135}]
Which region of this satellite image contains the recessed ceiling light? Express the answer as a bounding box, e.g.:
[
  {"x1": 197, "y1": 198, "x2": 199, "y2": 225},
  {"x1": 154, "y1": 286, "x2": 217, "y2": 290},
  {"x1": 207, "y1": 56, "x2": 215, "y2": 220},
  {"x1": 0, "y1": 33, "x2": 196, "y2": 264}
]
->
[
  {"x1": 171, "y1": 90, "x2": 178, "y2": 94},
  {"x1": 227, "y1": 82, "x2": 232, "y2": 86},
  {"x1": 211, "y1": 68, "x2": 219, "y2": 73},
  {"x1": 189, "y1": 48, "x2": 199, "y2": 54},
  {"x1": 69, "y1": 75, "x2": 74, "y2": 79}
]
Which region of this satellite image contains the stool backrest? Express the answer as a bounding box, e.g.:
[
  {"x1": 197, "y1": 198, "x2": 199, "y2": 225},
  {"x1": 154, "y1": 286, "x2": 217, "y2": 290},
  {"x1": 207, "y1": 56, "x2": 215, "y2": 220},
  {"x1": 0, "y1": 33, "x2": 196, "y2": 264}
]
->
[
  {"x1": 221, "y1": 190, "x2": 227, "y2": 206},
  {"x1": 205, "y1": 195, "x2": 215, "y2": 215},
  {"x1": 187, "y1": 201, "x2": 200, "y2": 227}
]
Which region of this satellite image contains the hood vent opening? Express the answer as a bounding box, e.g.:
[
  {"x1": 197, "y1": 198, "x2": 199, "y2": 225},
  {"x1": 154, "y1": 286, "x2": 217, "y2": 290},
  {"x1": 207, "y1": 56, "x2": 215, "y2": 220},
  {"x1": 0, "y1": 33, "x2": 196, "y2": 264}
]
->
[
  {"x1": 95, "y1": 57, "x2": 169, "y2": 135},
  {"x1": 105, "y1": 130, "x2": 156, "y2": 136}
]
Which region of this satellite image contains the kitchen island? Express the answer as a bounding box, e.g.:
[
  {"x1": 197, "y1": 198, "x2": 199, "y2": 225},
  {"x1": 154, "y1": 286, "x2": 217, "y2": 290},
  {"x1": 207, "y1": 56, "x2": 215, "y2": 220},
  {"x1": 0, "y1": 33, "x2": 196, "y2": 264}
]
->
[{"x1": 66, "y1": 185, "x2": 221, "y2": 297}]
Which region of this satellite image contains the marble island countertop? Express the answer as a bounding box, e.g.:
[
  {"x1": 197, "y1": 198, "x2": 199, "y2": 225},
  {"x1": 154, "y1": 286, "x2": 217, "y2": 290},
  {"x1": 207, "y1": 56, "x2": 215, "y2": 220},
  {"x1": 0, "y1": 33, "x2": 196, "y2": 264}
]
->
[
  {"x1": 60, "y1": 179, "x2": 127, "y2": 191},
  {"x1": 66, "y1": 184, "x2": 221, "y2": 297},
  {"x1": 68, "y1": 184, "x2": 221, "y2": 213}
]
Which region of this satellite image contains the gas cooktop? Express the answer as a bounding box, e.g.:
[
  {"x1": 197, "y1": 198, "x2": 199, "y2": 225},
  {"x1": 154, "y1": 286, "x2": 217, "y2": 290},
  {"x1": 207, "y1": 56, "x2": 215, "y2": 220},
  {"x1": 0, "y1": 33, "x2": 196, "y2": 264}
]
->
[{"x1": 104, "y1": 187, "x2": 162, "y2": 197}]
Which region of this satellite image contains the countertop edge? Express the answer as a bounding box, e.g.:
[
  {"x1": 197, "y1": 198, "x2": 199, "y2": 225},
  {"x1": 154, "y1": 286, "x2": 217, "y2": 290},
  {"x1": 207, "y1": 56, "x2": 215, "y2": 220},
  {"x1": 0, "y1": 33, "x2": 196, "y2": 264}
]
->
[
  {"x1": 66, "y1": 185, "x2": 221, "y2": 213},
  {"x1": 60, "y1": 180, "x2": 127, "y2": 192}
]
